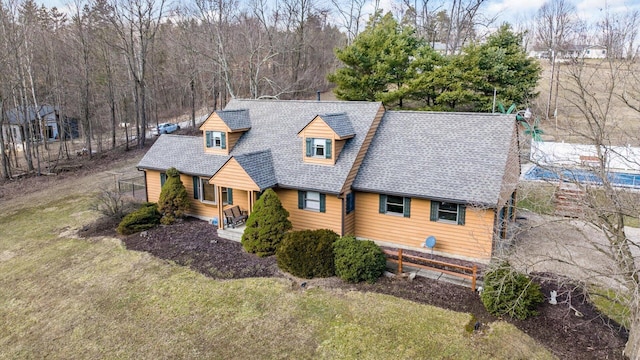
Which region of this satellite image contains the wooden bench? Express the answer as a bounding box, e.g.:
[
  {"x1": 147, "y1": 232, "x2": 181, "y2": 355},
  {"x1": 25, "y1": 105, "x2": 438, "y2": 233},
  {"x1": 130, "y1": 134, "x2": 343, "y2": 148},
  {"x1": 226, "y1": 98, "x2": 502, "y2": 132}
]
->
[{"x1": 223, "y1": 205, "x2": 248, "y2": 228}]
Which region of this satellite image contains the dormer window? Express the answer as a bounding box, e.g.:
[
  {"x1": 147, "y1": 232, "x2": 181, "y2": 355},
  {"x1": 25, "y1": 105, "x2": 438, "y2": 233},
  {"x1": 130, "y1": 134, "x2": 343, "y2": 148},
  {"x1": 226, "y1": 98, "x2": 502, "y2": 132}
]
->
[
  {"x1": 306, "y1": 138, "x2": 331, "y2": 159},
  {"x1": 206, "y1": 131, "x2": 226, "y2": 149}
]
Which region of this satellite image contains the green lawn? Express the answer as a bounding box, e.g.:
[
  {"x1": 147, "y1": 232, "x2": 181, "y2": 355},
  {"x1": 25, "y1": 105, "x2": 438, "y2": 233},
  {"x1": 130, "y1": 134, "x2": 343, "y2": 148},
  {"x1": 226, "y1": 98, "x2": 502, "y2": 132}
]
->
[{"x1": 0, "y1": 181, "x2": 555, "y2": 359}]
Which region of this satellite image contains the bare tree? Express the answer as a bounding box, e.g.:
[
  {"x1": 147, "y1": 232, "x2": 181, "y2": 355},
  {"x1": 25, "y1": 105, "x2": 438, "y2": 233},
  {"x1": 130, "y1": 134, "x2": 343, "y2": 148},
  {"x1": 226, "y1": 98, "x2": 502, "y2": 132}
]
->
[
  {"x1": 511, "y1": 58, "x2": 640, "y2": 359},
  {"x1": 597, "y1": 6, "x2": 640, "y2": 59},
  {"x1": 535, "y1": 0, "x2": 576, "y2": 121},
  {"x1": 108, "y1": 0, "x2": 166, "y2": 149}
]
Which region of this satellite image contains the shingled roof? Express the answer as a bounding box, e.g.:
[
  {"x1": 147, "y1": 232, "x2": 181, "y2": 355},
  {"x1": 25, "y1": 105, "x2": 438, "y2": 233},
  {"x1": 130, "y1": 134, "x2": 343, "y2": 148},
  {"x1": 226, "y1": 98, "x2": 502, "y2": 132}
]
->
[
  {"x1": 353, "y1": 111, "x2": 515, "y2": 207},
  {"x1": 216, "y1": 109, "x2": 251, "y2": 131},
  {"x1": 138, "y1": 99, "x2": 382, "y2": 194},
  {"x1": 318, "y1": 113, "x2": 355, "y2": 138},
  {"x1": 137, "y1": 135, "x2": 228, "y2": 177},
  {"x1": 233, "y1": 150, "x2": 277, "y2": 191}
]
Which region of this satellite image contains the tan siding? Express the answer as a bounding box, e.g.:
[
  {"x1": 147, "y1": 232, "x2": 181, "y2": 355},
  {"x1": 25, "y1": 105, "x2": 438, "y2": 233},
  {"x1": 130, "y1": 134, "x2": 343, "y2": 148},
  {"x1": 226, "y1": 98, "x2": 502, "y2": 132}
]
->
[
  {"x1": 334, "y1": 139, "x2": 346, "y2": 159},
  {"x1": 341, "y1": 105, "x2": 385, "y2": 194},
  {"x1": 275, "y1": 189, "x2": 343, "y2": 235},
  {"x1": 498, "y1": 125, "x2": 521, "y2": 207},
  {"x1": 180, "y1": 173, "x2": 219, "y2": 219},
  {"x1": 227, "y1": 189, "x2": 249, "y2": 213},
  {"x1": 201, "y1": 113, "x2": 232, "y2": 155},
  {"x1": 146, "y1": 171, "x2": 218, "y2": 219},
  {"x1": 354, "y1": 192, "x2": 494, "y2": 261},
  {"x1": 300, "y1": 117, "x2": 339, "y2": 165},
  {"x1": 146, "y1": 170, "x2": 163, "y2": 203},
  {"x1": 343, "y1": 191, "x2": 355, "y2": 236},
  {"x1": 227, "y1": 132, "x2": 243, "y2": 151},
  {"x1": 211, "y1": 158, "x2": 260, "y2": 191}
]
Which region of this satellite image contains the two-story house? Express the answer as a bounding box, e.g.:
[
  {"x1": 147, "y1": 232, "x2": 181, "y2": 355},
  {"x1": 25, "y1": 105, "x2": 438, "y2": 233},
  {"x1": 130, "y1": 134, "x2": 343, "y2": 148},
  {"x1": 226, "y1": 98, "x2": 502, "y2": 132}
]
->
[{"x1": 137, "y1": 99, "x2": 519, "y2": 263}]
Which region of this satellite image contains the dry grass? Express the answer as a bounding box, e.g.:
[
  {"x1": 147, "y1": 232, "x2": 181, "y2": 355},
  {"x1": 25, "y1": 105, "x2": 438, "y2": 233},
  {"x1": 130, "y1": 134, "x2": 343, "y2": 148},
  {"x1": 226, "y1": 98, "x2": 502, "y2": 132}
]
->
[
  {"x1": 0, "y1": 157, "x2": 555, "y2": 359},
  {"x1": 533, "y1": 59, "x2": 640, "y2": 146}
]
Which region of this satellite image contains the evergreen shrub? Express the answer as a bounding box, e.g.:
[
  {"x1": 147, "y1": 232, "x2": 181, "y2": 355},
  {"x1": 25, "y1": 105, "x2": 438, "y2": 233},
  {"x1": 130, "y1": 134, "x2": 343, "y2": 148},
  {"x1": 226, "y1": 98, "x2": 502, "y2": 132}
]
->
[
  {"x1": 334, "y1": 236, "x2": 387, "y2": 284},
  {"x1": 157, "y1": 167, "x2": 190, "y2": 225},
  {"x1": 117, "y1": 202, "x2": 161, "y2": 235},
  {"x1": 241, "y1": 188, "x2": 292, "y2": 257},
  {"x1": 276, "y1": 229, "x2": 339, "y2": 278},
  {"x1": 480, "y1": 261, "x2": 544, "y2": 320}
]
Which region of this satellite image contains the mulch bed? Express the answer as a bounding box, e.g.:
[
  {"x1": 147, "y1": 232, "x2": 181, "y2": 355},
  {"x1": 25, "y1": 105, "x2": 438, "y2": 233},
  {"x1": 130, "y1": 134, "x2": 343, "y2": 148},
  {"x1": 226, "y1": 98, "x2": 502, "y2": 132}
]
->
[{"x1": 82, "y1": 216, "x2": 628, "y2": 359}]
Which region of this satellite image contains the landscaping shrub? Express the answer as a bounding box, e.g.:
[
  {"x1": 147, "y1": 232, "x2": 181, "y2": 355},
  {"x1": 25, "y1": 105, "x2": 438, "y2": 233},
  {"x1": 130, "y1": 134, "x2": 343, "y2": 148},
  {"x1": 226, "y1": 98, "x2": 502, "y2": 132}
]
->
[
  {"x1": 91, "y1": 187, "x2": 136, "y2": 220},
  {"x1": 157, "y1": 167, "x2": 190, "y2": 225},
  {"x1": 117, "y1": 202, "x2": 161, "y2": 235},
  {"x1": 334, "y1": 236, "x2": 387, "y2": 284},
  {"x1": 276, "y1": 229, "x2": 339, "y2": 278},
  {"x1": 242, "y1": 188, "x2": 292, "y2": 257},
  {"x1": 480, "y1": 261, "x2": 544, "y2": 320}
]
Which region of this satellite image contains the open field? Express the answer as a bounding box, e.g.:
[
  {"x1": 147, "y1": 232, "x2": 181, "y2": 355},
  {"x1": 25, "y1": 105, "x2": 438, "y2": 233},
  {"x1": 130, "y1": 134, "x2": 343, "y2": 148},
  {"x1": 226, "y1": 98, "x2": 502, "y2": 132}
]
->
[
  {"x1": 0, "y1": 151, "x2": 554, "y2": 359},
  {"x1": 533, "y1": 59, "x2": 640, "y2": 146}
]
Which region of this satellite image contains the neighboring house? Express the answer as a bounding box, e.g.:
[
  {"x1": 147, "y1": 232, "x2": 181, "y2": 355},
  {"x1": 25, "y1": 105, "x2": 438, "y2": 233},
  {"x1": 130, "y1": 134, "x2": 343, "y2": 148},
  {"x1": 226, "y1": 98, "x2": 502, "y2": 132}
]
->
[
  {"x1": 137, "y1": 100, "x2": 519, "y2": 263},
  {"x1": 563, "y1": 45, "x2": 607, "y2": 59},
  {"x1": 2, "y1": 105, "x2": 79, "y2": 147}
]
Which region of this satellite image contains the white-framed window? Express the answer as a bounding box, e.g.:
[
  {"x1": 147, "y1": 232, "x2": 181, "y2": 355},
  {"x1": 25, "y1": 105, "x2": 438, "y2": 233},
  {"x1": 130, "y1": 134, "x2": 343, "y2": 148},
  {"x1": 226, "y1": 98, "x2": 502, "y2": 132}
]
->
[
  {"x1": 379, "y1": 194, "x2": 410, "y2": 217},
  {"x1": 298, "y1": 190, "x2": 326, "y2": 212},
  {"x1": 313, "y1": 138, "x2": 325, "y2": 157},
  {"x1": 191, "y1": 176, "x2": 233, "y2": 205},
  {"x1": 305, "y1": 137, "x2": 332, "y2": 159},
  {"x1": 205, "y1": 131, "x2": 226, "y2": 149},
  {"x1": 430, "y1": 201, "x2": 466, "y2": 225}
]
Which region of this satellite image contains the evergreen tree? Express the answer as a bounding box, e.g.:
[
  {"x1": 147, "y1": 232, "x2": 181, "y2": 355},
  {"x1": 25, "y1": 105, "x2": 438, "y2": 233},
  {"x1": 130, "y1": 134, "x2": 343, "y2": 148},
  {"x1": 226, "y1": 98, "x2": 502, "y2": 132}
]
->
[
  {"x1": 157, "y1": 167, "x2": 190, "y2": 225},
  {"x1": 432, "y1": 24, "x2": 541, "y2": 111},
  {"x1": 241, "y1": 188, "x2": 292, "y2": 257},
  {"x1": 328, "y1": 11, "x2": 422, "y2": 107}
]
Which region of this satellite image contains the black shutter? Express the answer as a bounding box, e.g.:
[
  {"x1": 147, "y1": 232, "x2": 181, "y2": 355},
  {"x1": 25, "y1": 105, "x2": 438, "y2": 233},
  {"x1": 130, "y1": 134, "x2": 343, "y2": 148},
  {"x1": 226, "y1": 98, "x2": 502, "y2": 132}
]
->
[
  {"x1": 205, "y1": 131, "x2": 212, "y2": 148},
  {"x1": 192, "y1": 176, "x2": 199, "y2": 199},
  {"x1": 379, "y1": 195, "x2": 386, "y2": 214},
  {"x1": 430, "y1": 201, "x2": 439, "y2": 222},
  {"x1": 403, "y1": 197, "x2": 411, "y2": 218},
  {"x1": 457, "y1": 205, "x2": 466, "y2": 225},
  {"x1": 298, "y1": 191, "x2": 305, "y2": 209},
  {"x1": 319, "y1": 193, "x2": 326, "y2": 213}
]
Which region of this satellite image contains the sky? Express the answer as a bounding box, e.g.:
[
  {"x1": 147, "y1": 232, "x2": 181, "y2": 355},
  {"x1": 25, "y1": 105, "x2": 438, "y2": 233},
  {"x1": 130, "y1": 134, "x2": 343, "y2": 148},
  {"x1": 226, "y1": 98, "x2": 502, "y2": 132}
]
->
[{"x1": 34, "y1": 0, "x2": 640, "y2": 27}]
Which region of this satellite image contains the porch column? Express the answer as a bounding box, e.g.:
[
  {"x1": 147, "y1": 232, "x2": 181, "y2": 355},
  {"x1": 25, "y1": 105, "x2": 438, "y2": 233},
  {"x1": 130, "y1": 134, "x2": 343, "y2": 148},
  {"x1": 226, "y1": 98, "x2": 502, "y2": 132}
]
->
[
  {"x1": 247, "y1": 191, "x2": 252, "y2": 216},
  {"x1": 217, "y1": 185, "x2": 224, "y2": 230}
]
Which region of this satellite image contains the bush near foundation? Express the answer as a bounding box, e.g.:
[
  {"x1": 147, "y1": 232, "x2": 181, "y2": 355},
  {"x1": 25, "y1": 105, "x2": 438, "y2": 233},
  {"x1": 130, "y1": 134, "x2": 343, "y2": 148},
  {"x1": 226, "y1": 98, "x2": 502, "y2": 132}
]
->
[
  {"x1": 334, "y1": 236, "x2": 387, "y2": 284},
  {"x1": 157, "y1": 167, "x2": 190, "y2": 225},
  {"x1": 276, "y1": 229, "x2": 339, "y2": 278},
  {"x1": 241, "y1": 188, "x2": 292, "y2": 257},
  {"x1": 481, "y1": 261, "x2": 544, "y2": 320},
  {"x1": 117, "y1": 202, "x2": 161, "y2": 235}
]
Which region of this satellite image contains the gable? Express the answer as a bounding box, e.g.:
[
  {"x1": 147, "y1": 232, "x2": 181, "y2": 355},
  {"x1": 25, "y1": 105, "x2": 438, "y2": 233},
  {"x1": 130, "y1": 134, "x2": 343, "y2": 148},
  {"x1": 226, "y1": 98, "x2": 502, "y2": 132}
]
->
[{"x1": 210, "y1": 158, "x2": 260, "y2": 191}]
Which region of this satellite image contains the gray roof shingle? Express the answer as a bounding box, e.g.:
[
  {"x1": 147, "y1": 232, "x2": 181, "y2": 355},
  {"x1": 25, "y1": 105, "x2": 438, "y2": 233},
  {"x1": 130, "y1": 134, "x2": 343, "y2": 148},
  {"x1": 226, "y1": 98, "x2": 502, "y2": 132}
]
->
[
  {"x1": 353, "y1": 111, "x2": 515, "y2": 207},
  {"x1": 216, "y1": 109, "x2": 251, "y2": 130},
  {"x1": 233, "y1": 150, "x2": 277, "y2": 191},
  {"x1": 137, "y1": 135, "x2": 228, "y2": 177},
  {"x1": 318, "y1": 113, "x2": 355, "y2": 138},
  {"x1": 138, "y1": 99, "x2": 382, "y2": 194}
]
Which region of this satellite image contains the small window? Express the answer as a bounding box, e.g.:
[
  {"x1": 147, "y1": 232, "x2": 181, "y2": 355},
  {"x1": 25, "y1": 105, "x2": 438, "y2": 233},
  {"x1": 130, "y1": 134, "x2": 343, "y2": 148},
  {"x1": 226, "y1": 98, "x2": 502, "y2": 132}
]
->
[
  {"x1": 346, "y1": 192, "x2": 355, "y2": 214},
  {"x1": 201, "y1": 180, "x2": 216, "y2": 203},
  {"x1": 205, "y1": 131, "x2": 226, "y2": 149},
  {"x1": 305, "y1": 138, "x2": 332, "y2": 159},
  {"x1": 221, "y1": 187, "x2": 233, "y2": 205},
  {"x1": 298, "y1": 190, "x2": 326, "y2": 212},
  {"x1": 379, "y1": 194, "x2": 410, "y2": 217},
  {"x1": 430, "y1": 201, "x2": 465, "y2": 225}
]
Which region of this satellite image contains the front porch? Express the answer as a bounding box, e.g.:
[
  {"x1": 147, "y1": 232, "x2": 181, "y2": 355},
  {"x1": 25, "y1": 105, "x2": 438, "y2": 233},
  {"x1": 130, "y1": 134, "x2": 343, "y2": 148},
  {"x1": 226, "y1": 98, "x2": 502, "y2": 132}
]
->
[{"x1": 217, "y1": 223, "x2": 246, "y2": 242}]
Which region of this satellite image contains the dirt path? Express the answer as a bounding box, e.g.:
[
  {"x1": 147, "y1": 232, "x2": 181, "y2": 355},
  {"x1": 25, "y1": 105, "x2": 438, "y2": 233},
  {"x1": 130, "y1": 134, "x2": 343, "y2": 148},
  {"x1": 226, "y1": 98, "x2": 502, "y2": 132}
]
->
[{"x1": 507, "y1": 211, "x2": 640, "y2": 291}]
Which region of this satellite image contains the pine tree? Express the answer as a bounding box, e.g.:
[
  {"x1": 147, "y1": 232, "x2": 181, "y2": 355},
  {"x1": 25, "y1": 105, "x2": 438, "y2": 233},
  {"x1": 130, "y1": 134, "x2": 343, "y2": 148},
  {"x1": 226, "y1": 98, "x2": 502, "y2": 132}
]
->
[
  {"x1": 241, "y1": 188, "x2": 292, "y2": 257},
  {"x1": 157, "y1": 167, "x2": 190, "y2": 225}
]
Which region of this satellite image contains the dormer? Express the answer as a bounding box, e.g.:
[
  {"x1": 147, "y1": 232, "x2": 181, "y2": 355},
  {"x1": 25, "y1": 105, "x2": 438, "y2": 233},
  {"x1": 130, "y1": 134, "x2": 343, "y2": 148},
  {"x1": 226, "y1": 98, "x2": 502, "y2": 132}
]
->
[
  {"x1": 199, "y1": 109, "x2": 251, "y2": 155},
  {"x1": 297, "y1": 113, "x2": 355, "y2": 165}
]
